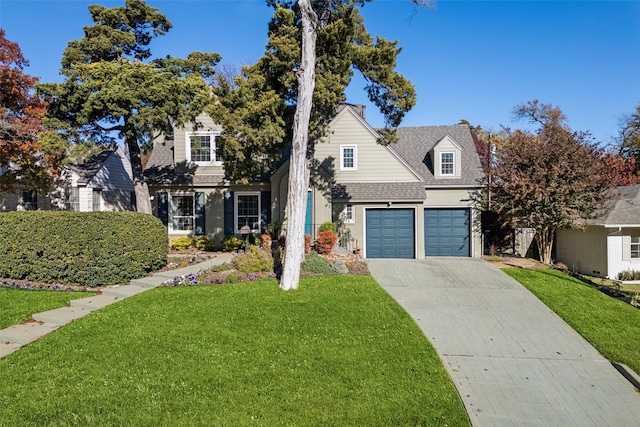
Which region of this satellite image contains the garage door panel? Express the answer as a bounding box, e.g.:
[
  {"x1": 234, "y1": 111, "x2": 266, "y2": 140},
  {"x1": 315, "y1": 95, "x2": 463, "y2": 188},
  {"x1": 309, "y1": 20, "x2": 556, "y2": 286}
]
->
[
  {"x1": 425, "y1": 208, "x2": 470, "y2": 257},
  {"x1": 366, "y1": 209, "x2": 415, "y2": 259}
]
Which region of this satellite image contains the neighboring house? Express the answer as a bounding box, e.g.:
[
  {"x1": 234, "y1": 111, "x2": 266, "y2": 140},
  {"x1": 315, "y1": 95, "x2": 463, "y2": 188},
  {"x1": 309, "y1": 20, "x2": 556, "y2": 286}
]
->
[
  {"x1": 0, "y1": 146, "x2": 135, "y2": 212},
  {"x1": 146, "y1": 106, "x2": 485, "y2": 259},
  {"x1": 557, "y1": 185, "x2": 640, "y2": 280}
]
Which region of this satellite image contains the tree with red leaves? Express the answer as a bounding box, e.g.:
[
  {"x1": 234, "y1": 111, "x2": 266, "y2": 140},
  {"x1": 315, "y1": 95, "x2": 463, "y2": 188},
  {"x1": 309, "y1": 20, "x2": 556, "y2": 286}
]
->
[
  {"x1": 491, "y1": 100, "x2": 615, "y2": 264},
  {"x1": 0, "y1": 29, "x2": 55, "y2": 193}
]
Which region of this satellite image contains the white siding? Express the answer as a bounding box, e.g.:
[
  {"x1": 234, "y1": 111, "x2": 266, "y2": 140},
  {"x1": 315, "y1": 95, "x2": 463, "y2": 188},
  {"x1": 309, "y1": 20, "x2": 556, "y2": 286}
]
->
[{"x1": 607, "y1": 228, "x2": 640, "y2": 280}]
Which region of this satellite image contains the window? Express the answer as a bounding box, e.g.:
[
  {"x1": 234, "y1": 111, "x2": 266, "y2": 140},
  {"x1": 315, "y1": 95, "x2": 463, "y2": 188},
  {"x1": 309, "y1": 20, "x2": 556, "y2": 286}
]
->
[
  {"x1": 186, "y1": 132, "x2": 221, "y2": 165},
  {"x1": 21, "y1": 191, "x2": 37, "y2": 210},
  {"x1": 65, "y1": 187, "x2": 80, "y2": 211},
  {"x1": 235, "y1": 192, "x2": 260, "y2": 232},
  {"x1": 440, "y1": 152, "x2": 455, "y2": 175},
  {"x1": 340, "y1": 145, "x2": 357, "y2": 170},
  {"x1": 92, "y1": 189, "x2": 102, "y2": 211},
  {"x1": 344, "y1": 204, "x2": 354, "y2": 223},
  {"x1": 632, "y1": 237, "x2": 640, "y2": 259},
  {"x1": 171, "y1": 195, "x2": 194, "y2": 232}
]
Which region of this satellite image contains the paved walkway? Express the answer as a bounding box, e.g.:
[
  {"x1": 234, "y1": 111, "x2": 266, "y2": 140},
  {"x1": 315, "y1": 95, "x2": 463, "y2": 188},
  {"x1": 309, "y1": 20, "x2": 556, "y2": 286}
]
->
[
  {"x1": 0, "y1": 253, "x2": 234, "y2": 359},
  {"x1": 368, "y1": 258, "x2": 640, "y2": 427}
]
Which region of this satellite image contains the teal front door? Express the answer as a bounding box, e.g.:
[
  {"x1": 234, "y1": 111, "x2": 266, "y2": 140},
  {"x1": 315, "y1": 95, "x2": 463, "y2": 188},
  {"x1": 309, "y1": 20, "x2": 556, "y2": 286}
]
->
[{"x1": 304, "y1": 190, "x2": 312, "y2": 235}]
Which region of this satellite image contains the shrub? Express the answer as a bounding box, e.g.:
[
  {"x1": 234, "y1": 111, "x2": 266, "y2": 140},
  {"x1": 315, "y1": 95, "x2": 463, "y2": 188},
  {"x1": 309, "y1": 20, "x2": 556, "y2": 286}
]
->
[
  {"x1": 329, "y1": 259, "x2": 349, "y2": 274},
  {"x1": 224, "y1": 271, "x2": 245, "y2": 284},
  {"x1": 304, "y1": 234, "x2": 312, "y2": 254},
  {"x1": 260, "y1": 233, "x2": 272, "y2": 251},
  {"x1": 0, "y1": 211, "x2": 167, "y2": 286},
  {"x1": 318, "y1": 221, "x2": 336, "y2": 233},
  {"x1": 170, "y1": 236, "x2": 194, "y2": 251},
  {"x1": 232, "y1": 246, "x2": 274, "y2": 273},
  {"x1": 314, "y1": 230, "x2": 338, "y2": 255},
  {"x1": 207, "y1": 262, "x2": 234, "y2": 273},
  {"x1": 221, "y1": 235, "x2": 244, "y2": 252},
  {"x1": 194, "y1": 235, "x2": 215, "y2": 251},
  {"x1": 617, "y1": 269, "x2": 640, "y2": 281},
  {"x1": 301, "y1": 252, "x2": 334, "y2": 275}
]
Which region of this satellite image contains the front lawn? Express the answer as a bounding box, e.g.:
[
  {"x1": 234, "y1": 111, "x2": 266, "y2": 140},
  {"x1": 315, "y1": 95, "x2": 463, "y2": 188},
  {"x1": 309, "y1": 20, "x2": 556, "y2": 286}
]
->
[
  {"x1": 0, "y1": 288, "x2": 96, "y2": 329},
  {"x1": 0, "y1": 275, "x2": 469, "y2": 426},
  {"x1": 504, "y1": 268, "x2": 640, "y2": 375}
]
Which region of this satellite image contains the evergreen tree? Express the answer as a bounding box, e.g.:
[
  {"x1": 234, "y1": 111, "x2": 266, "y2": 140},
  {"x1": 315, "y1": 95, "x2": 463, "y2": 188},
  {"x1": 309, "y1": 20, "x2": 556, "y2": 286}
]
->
[
  {"x1": 39, "y1": 0, "x2": 220, "y2": 213},
  {"x1": 210, "y1": 0, "x2": 421, "y2": 290}
]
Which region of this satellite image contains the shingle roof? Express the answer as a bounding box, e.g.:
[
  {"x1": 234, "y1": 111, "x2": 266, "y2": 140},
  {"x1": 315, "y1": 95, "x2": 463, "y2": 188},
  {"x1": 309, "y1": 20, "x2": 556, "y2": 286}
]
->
[
  {"x1": 67, "y1": 148, "x2": 118, "y2": 184},
  {"x1": 602, "y1": 185, "x2": 640, "y2": 226},
  {"x1": 332, "y1": 182, "x2": 425, "y2": 202},
  {"x1": 391, "y1": 125, "x2": 484, "y2": 186}
]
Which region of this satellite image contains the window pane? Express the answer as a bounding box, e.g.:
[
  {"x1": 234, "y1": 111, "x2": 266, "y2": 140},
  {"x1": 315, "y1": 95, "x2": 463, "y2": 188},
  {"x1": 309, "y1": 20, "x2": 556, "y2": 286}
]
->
[
  {"x1": 345, "y1": 204, "x2": 354, "y2": 222},
  {"x1": 214, "y1": 136, "x2": 222, "y2": 162},
  {"x1": 343, "y1": 147, "x2": 354, "y2": 168},
  {"x1": 190, "y1": 135, "x2": 211, "y2": 162},
  {"x1": 441, "y1": 152, "x2": 454, "y2": 175},
  {"x1": 172, "y1": 195, "x2": 194, "y2": 231},
  {"x1": 237, "y1": 194, "x2": 259, "y2": 231},
  {"x1": 632, "y1": 237, "x2": 640, "y2": 259}
]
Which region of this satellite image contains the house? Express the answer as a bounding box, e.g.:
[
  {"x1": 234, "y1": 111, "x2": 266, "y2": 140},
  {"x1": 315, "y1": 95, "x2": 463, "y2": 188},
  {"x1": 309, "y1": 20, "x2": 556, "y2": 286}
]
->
[
  {"x1": 556, "y1": 185, "x2": 640, "y2": 280},
  {"x1": 0, "y1": 146, "x2": 135, "y2": 212},
  {"x1": 145, "y1": 105, "x2": 485, "y2": 258}
]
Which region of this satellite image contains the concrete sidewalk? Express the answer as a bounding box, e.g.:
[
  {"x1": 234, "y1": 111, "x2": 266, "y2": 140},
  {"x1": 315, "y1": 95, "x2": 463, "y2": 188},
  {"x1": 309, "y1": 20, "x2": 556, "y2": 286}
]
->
[
  {"x1": 0, "y1": 253, "x2": 234, "y2": 359},
  {"x1": 368, "y1": 258, "x2": 640, "y2": 427}
]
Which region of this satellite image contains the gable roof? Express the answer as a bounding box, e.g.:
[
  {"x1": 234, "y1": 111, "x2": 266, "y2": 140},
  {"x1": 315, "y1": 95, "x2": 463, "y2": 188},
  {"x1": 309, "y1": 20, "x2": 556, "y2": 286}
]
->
[
  {"x1": 602, "y1": 185, "x2": 640, "y2": 227},
  {"x1": 391, "y1": 125, "x2": 484, "y2": 187},
  {"x1": 67, "y1": 147, "x2": 119, "y2": 184}
]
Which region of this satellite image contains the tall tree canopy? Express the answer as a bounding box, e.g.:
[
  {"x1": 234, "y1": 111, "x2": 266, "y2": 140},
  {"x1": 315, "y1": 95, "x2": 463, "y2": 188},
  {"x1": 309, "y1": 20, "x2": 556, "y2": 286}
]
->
[
  {"x1": 617, "y1": 104, "x2": 640, "y2": 173},
  {"x1": 491, "y1": 100, "x2": 614, "y2": 264},
  {"x1": 210, "y1": 0, "x2": 419, "y2": 290},
  {"x1": 0, "y1": 29, "x2": 56, "y2": 193},
  {"x1": 39, "y1": 0, "x2": 220, "y2": 213}
]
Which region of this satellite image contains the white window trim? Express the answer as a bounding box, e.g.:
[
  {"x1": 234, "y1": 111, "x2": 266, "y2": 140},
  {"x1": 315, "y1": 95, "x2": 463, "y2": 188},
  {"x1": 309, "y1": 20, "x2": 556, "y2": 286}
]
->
[
  {"x1": 340, "y1": 145, "x2": 357, "y2": 171},
  {"x1": 169, "y1": 192, "x2": 195, "y2": 234},
  {"x1": 631, "y1": 236, "x2": 640, "y2": 259},
  {"x1": 185, "y1": 131, "x2": 222, "y2": 166},
  {"x1": 344, "y1": 204, "x2": 355, "y2": 223},
  {"x1": 234, "y1": 191, "x2": 261, "y2": 233},
  {"x1": 440, "y1": 151, "x2": 455, "y2": 176}
]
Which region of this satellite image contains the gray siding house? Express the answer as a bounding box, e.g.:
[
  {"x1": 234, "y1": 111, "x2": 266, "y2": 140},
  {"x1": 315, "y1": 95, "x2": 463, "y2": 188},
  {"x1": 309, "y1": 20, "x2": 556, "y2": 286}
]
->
[
  {"x1": 146, "y1": 106, "x2": 485, "y2": 259},
  {"x1": 0, "y1": 146, "x2": 135, "y2": 212}
]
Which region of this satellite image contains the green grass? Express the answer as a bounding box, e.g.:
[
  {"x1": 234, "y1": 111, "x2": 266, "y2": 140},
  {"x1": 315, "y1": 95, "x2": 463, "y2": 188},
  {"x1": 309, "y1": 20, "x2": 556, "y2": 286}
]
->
[
  {"x1": 0, "y1": 276, "x2": 469, "y2": 427},
  {"x1": 0, "y1": 288, "x2": 96, "y2": 329},
  {"x1": 504, "y1": 268, "x2": 640, "y2": 374}
]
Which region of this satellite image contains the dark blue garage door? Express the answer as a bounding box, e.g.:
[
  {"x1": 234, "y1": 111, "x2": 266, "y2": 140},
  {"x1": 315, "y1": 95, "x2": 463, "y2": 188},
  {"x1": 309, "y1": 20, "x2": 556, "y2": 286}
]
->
[
  {"x1": 424, "y1": 208, "x2": 470, "y2": 257},
  {"x1": 366, "y1": 209, "x2": 415, "y2": 259}
]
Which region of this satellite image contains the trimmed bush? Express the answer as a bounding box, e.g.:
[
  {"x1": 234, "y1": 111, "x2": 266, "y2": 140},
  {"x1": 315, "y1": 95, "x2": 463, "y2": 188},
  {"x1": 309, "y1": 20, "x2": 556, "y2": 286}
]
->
[
  {"x1": 314, "y1": 230, "x2": 338, "y2": 255},
  {"x1": 301, "y1": 251, "x2": 334, "y2": 275},
  {"x1": 194, "y1": 235, "x2": 215, "y2": 251},
  {"x1": 0, "y1": 211, "x2": 167, "y2": 286},
  {"x1": 170, "y1": 236, "x2": 194, "y2": 251},
  {"x1": 221, "y1": 235, "x2": 244, "y2": 252},
  {"x1": 318, "y1": 221, "x2": 336, "y2": 233},
  {"x1": 232, "y1": 246, "x2": 274, "y2": 273}
]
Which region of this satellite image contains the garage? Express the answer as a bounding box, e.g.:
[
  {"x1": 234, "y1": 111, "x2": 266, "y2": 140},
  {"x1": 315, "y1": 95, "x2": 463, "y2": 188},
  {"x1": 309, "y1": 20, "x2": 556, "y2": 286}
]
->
[
  {"x1": 424, "y1": 208, "x2": 470, "y2": 257},
  {"x1": 366, "y1": 208, "x2": 415, "y2": 259}
]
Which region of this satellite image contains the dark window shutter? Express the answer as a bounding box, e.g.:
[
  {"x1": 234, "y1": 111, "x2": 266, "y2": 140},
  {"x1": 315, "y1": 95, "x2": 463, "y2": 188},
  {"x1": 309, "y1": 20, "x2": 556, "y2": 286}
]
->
[
  {"x1": 261, "y1": 191, "x2": 271, "y2": 232},
  {"x1": 158, "y1": 192, "x2": 168, "y2": 227},
  {"x1": 195, "y1": 192, "x2": 205, "y2": 235},
  {"x1": 224, "y1": 191, "x2": 234, "y2": 235}
]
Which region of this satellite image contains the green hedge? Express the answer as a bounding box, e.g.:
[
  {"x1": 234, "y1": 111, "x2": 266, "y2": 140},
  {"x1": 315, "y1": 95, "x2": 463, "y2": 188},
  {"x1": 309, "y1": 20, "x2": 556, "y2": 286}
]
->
[{"x1": 0, "y1": 211, "x2": 168, "y2": 286}]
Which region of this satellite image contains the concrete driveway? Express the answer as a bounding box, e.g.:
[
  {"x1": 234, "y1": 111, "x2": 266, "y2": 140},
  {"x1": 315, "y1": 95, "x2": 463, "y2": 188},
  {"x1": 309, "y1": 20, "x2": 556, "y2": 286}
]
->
[{"x1": 367, "y1": 258, "x2": 640, "y2": 427}]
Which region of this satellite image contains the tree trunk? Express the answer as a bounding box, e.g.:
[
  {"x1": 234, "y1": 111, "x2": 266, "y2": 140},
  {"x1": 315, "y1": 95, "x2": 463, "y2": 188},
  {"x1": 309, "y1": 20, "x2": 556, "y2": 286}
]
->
[
  {"x1": 279, "y1": 0, "x2": 317, "y2": 291},
  {"x1": 127, "y1": 138, "x2": 152, "y2": 214},
  {"x1": 535, "y1": 227, "x2": 555, "y2": 265}
]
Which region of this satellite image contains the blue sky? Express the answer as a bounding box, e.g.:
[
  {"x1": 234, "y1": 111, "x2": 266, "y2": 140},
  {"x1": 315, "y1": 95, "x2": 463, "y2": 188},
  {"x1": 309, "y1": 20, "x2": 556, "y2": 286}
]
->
[{"x1": 1, "y1": 0, "x2": 638, "y2": 146}]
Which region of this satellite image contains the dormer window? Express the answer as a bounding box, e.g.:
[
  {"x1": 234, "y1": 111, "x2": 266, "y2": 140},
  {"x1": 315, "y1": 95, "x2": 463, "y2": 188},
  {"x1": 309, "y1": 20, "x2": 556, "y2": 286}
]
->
[
  {"x1": 186, "y1": 132, "x2": 222, "y2": 165},
  {"x1": 341, "y1": 145, "x2": 357, "y2": 171},
  {"x1": 440, "y1": 152, "x2": 455, "y2": 176}
]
